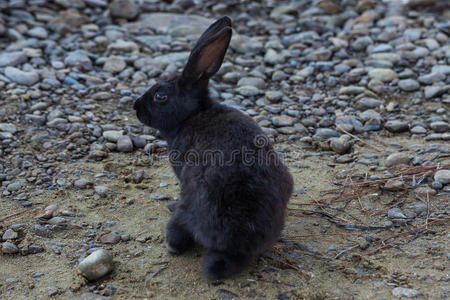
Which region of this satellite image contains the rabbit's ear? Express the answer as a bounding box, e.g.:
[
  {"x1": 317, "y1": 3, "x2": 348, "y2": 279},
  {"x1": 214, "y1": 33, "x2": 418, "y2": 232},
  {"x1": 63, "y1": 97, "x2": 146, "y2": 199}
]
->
[
  {"x1": 194, "y1": 16, "x2": 231, "y2": 49},
  {"x1": 182, "y1": 26, "x2": 232, "y2": 83}
]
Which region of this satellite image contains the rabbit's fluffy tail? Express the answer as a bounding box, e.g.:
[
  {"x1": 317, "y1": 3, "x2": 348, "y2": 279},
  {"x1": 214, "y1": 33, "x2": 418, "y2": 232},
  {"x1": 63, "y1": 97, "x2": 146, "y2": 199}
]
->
[{"x1": 202, "y1": 250, "x2": 251, "y2": 279}]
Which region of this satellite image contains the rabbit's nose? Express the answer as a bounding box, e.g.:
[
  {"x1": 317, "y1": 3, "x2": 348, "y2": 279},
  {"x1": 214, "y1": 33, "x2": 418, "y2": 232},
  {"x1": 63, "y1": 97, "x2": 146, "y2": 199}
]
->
[{"x1": 134, "y1": 97, "x2": 141, "y2": 110}]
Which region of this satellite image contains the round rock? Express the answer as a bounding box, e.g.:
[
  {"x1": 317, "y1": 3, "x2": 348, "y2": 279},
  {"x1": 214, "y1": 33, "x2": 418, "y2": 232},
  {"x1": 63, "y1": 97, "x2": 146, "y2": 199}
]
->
[
  {"x1": 434, "y1": 170, "x2": 450, "y2": 185},
  {"x1": 4, "y1": 67, "x2": 39, "y2": 86},
  {"x1": 385, "y1": 152, "x2": 412, "y2": 167},
  {"x1": 116, "y1": 135, "x2": 133, "y2": 152},
  {"x1": 78, "y1": 249, "x2": 114, "y2": 281}
]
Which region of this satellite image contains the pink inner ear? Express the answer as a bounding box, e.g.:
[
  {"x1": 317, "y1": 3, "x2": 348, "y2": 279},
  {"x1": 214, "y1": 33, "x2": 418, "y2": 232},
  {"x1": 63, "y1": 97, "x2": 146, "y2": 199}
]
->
[{"x1": 196, "y1": 33, "x2": 229, "y2": 76}]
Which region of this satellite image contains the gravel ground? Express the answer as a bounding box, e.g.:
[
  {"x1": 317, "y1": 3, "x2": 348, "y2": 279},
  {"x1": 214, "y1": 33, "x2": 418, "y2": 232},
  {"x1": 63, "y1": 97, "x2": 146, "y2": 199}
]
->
[{"x1": 0, "y1": 0, "x2": 449, "y2": 299}]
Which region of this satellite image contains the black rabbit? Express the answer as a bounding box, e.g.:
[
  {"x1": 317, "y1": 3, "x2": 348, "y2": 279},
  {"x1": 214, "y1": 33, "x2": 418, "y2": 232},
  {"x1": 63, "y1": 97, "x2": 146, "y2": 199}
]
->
[{"x1": 134, "y1": 16, "x2": 293, "y2": 279}]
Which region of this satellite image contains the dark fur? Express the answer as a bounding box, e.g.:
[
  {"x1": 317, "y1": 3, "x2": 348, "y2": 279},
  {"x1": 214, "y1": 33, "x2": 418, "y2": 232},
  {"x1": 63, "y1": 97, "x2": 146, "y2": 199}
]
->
[{"x1": 134, "y1": 16, "x2": 293, "y2": 279}]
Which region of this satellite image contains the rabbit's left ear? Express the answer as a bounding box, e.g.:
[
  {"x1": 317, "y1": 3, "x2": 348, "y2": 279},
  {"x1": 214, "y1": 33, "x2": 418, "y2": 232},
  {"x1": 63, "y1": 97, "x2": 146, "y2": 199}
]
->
[{"x1": 182, "y1": 25, "x2": 232, "y2": 83}]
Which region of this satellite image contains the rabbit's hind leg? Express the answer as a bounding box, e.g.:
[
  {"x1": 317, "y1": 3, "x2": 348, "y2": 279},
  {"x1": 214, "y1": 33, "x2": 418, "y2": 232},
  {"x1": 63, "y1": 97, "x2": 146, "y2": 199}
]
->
[
  {"x1": 165, "y1": 211, "x2": 192, "y2": 255},
  {"x1": 202, "y1": 249, "x2": 252, "y2": 279}
]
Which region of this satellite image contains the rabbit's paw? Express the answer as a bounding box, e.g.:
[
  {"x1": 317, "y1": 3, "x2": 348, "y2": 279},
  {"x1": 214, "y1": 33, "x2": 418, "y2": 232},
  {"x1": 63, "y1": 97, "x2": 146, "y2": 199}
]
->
[
  {"x1": 165, "y1": 223, "x2": 191, "y2": 255},
  {"x1": 202, "y1": 250, "x2": 250, "y2": 279}
]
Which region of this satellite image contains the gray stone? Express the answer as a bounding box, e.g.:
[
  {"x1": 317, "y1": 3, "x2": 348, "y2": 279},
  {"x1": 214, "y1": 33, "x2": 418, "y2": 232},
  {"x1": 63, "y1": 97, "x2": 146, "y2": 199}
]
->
[
  {"x1": 272, "y1": 115, "x2": 295, "y2": 127},
  {"x1": 7, "y1": 182, "x2": 21, "y2": 192},
  {"x1": 431, "y1": 65, "x2": 450, "y2": 75},
  {"x1": 107, "y1": 40, "x2": 138, "y2": 52},
  {"x1": 356, "y1": 98, "x2": 383, "y2": 110},
  {"x1": 103, "y1": 56, "x2": 126, "y2": 73},
  {"x1": 403, "y1": 28, "x2": 422, "y2": 41},
  {"x1": 385, "y1": 152, "x2": 412, "y2": 167},
  {"x1": 429, "y1": 121, "x2": 448, "y2": 133},
  {"x1": 94, "y1": 186, "x2": 109, "y2": 198},
  {"x1": 398, "y1": 79, "x2": 420, "y2": 92},
  {"x1": 64, "y1": 51, "x2": 92, "y2": 71},
  {"x1": 28, "y1": 27, "x2": 48, "y2": 39},
  {"x1": 424, "y1": 85, "x2": 449, "y2": 99},
  {"x1": 265, "y1": 91, "x2": 283, "y2": 103},
  {"x1": 338, "y1": 86, "x2": 365, "y2": 95},
  {"x1": 313, "y1": 128, "x2": 340, "y2": 142},
  {"x1": 392, "y1": 287, "x2": 420, "y2": 298},
  {"x1": 100, "y1": 232, "x2": 120, "y2": 244},
  {"x1": 2, "y1": 242, "x2": 19, "y2": 254},
  {"x1": 0, "y1": 123, "x2": 17, "y2": 133},
  {"x1": 74, "y1": 178, "x2": 92, "y2": 189},
  {"x1": 237, "y1": 77, "x2": 265, "y2": 89},
  {"x1": 109, "y1": 0, "x2": 138, "y2": 20},
  {"x1": 0, "y1": 51, "x2": 27, "y2": 67},
  {"x1": 307, "y1": 48, "x2": 332, "y2": 61},
  {"x1": 139, "y1": 13, "x2": 212, "y2": 35},
  {"x1": 264, "y1": 49, "x2": 284, "y2": 65},
  {"x1": 2, "y1": 229, "x2": 18, "y2": 241},
  {"x1": 330, "y1": 136, "x2": 352, "y2": 154},
  {"x1": 116, "y1": 135, "x2": 133, "y2": 152},
  {"x1": 418, "y1": 72, "x2": 445, "y2": 85},
  {"x1": 103, "y1": 130, "x2": 123, "y2": 142},
  {"x1": 352, "y1": 36, "x2": 373, "y2": 51},
  {"x1": 236, "y1": 86, "x2": 261, "y2": 97},
  {"x1": 434, "y1": 170, "x2": 450, "y2": 185},
  {"x1": 78, "y1": 249, "x2": 114, "y2": 281},
  {"x1": 385, "y1": 120, "x2": 409, "y2": 133},
  {"x1": 4, "y1": 67, "x2": 39, "y2": 86},
  {"x1": 368, "y1": 68, "x2": 398, "y2": 82}
]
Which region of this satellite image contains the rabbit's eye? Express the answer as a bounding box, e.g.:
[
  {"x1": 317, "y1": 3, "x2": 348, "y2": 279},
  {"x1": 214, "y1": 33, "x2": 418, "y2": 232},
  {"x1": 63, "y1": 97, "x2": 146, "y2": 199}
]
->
[{"x1": 154, "y1": 93, "x2": 167, "y2": 103}]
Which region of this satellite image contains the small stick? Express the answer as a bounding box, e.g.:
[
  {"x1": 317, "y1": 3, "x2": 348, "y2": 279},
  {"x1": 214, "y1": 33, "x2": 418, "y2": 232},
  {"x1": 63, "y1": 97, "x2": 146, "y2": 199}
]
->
[
  {"x1": 425, "y1": 191, "x2": 430, "y2": 229},
  {"x1": 0, "y1": 208, "x2": 43, "y2": 227},
  {"x1": 0, "y1": 208, "x2": 29, "y2": 222},
  {"x1": 111, "y1": 213, "x2": 122, "y2": 222},
  {"x1": 335, "y1": 124, "x2": 384, "y2": 152},
  {"x1": 146, "y1": 266, "x2": 167, "y2": 284},
  {"x1": 249, "y1": 278, "x2": 297, "y2": 288},
  {"x1": 335, "y1": 244, "x2": 359, "y2": 259},
  {"x1": 363, "y1": 234, "x2": 412, "y2": 256}
]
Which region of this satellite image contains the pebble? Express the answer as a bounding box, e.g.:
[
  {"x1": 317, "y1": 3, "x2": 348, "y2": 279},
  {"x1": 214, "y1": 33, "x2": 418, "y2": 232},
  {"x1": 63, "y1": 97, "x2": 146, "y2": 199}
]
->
[
  {"x1": 385, "y1": 153, "x2": 412, "y2": 167},
  {"x1": 64, "y1": 51, "x2": 92, "y2": 71},
  {"x1": 272, "y1": 115, "x2": 295, "y2": 127},
  {"x1": 74, "y1": 178, "x2": 93, "y2": 189},
  {"x1": 398, "y1": 79, "x2": 420, "y2": 92},
  {"x1": 103, "y1": 56, "x2": 127, "y2": 73},
  {"x1": 2, "y1": 229, "x2": 18, "y2": 241},
  {"x1": 434, "y1": 170, "x2": 450, "y2": 185},
  {"x1": 109, "y1": 0, "x2": 139, "y2": 20},
  {"x1": 392, "y1": 287, "x2": 420, "y2": 298},
  {"x1": 116, "y1": 135, "x2": 133, "y2": 152},
  {"x1": 4, "y1": 67, "x2": 39, "y2": 86},
  {"x1": 312, "y1": 128, "x2": 340, "y2": 142},
  {"x1": 100, "y1": 232, "x2": 121, "y2": 244},
  {"x1": 103, "y1": 130, "x2": 123, "y2": 142},
  {"x1": 368, "y1": 68, "x2": 398, "y2": 82},
  {"x1": 388, "y1": 208, "x2": 407, "y2": 219},
  {"x1": 384, "y1": 179, "x2": 404, "y2": 191},
  {"x1": 0, "y1": 51, "x2": 27, "y2": 67},
  {"x1": 78, "y1": 249, "x2": 114, "y2": 281},
  {"x1": 40, "y1": 205, "x2": 58, "y2": 219},
  {"x1": 95, "y1": 186, "x2": 109, "y2": 198},
  {"x1": 28, "y1": 27, "x2": 48, "y2": 39},
  {"x1": 429, "y1": 121, "x2": 448, "y2": 133},
  {"x1": 330, "y1": 136, "x2": 352, "y2": 154},
  {"x1": 2, "y1": 242, "x2": 19, "y2": 254},
  {"x1": 384, "y1": 120, "x2": 409, "y2": 133}
]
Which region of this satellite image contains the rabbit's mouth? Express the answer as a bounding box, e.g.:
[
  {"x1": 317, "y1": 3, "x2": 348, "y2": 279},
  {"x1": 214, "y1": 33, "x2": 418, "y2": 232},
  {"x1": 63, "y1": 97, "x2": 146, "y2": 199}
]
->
[{"x1": 134, "y1": 97, "x2": 152, "y2": 126}]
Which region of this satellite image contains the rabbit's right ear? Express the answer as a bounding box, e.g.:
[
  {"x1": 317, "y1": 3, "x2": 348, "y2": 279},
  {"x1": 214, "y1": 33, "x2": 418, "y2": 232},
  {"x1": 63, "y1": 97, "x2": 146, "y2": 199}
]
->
[
  {"x1": 194, "y1": 16, "x2": 231, "y2": 49},
  {"x1": 182, "y1": 18, "x2": 232, "y2": 84}
]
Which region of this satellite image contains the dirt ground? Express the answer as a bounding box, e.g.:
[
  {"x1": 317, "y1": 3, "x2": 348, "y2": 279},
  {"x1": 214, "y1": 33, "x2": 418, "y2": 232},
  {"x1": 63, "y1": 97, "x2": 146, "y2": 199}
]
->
[{"x1": 1, "y1": 133, "x2": 448, "y2": 300}]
